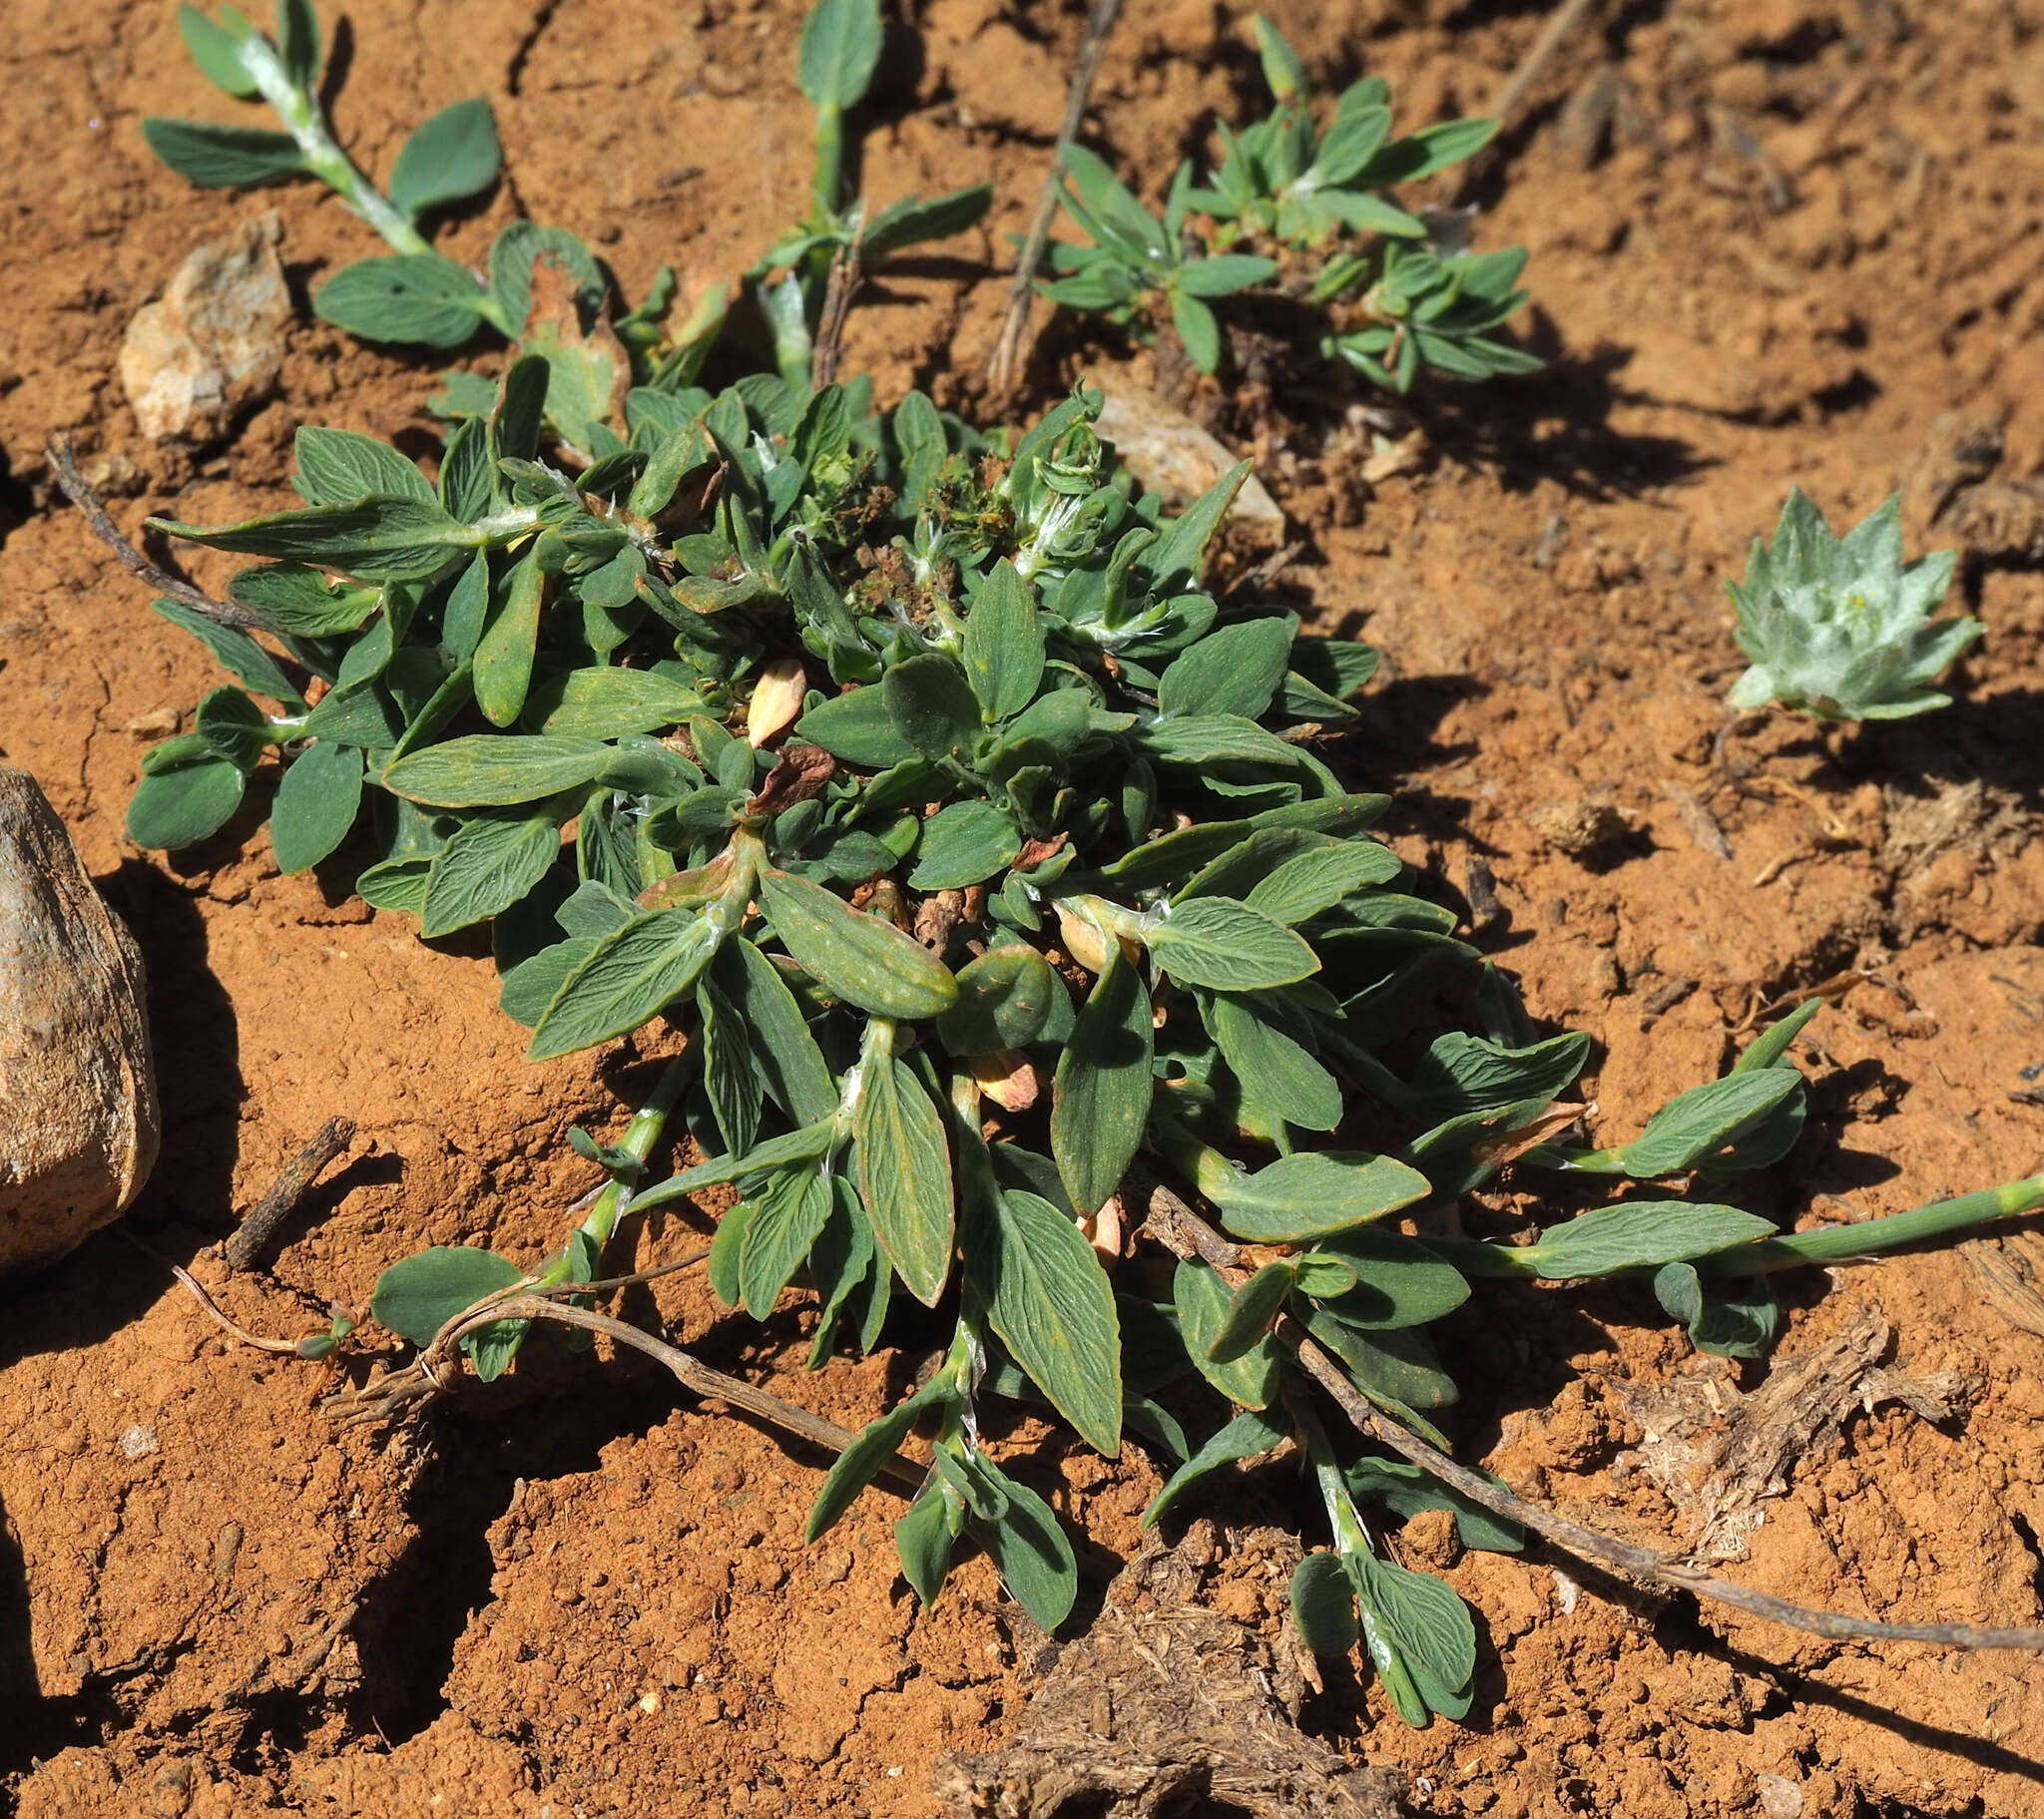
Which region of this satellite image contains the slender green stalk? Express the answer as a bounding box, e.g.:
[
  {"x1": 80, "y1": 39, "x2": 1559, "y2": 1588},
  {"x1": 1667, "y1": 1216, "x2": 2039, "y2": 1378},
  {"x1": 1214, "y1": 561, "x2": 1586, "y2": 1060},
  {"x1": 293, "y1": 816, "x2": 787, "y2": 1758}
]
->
[
  {"x1": 1441, "y1": 1173, "x2": 2044, "y2": 1281},
  {"x1": 1294, "y1": 1396, "x2": 1429, "y2": 1722},
  {"x1": 1517, "y1": 1142, "x2": 1626, "y2": 1175},
  {"x1": 1295, "y1": 1398, "x2": 1369, "y2": 1551},
  {"x1": 239, "y1": 33, "x2": 432, "y2": 258},
  {"x1": 1702, "y1": 1173, "x2": 2044, "y2": 1275},
  {"x1": 1147, "y1": 1113, "x2": 1247, "y2": 1207},
  {"x1": 811, "y1": 101, "x2": 847, "y2": 225},
  {"x1": 949, "y1": 1065, "x2": 1002, "y2": 1213},
  {"x1": 531, "y1": 1051, "x2": 700, "y2": 1294}
]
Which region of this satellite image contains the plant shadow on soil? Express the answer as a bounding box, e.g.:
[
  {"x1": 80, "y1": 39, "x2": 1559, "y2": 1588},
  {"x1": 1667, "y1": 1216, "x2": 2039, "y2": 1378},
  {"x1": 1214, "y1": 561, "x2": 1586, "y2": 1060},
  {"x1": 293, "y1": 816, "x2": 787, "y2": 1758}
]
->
[
  {"x1": 1343, "y1": 672, "x2": 1491, "y2": 843},
  {"x1": 347, "y1": 1294, "x2": 936, "y2": 1745},
  {"x1": 0, "y1": 1517, "x2": 134, "y2": 1780},
  {"x1": 1718, "y1": 1640, "x2": 2044, "y2": 1789},
  {"x1": 1415, "y1": 338, "x2": 1711, "y2": 503},
  {"x1": 348, "y1": 1360, "x2": 688, "y2": 1743},
  {"x1": 1836, "y1": 687, "x2": 2044, "y2": 815}
]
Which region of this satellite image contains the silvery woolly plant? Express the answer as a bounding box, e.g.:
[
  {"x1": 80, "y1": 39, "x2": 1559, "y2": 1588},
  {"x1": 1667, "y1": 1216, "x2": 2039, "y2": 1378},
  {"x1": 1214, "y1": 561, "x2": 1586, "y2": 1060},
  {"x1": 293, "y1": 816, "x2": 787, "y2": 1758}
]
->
[
  {"x1": 1728, "y1": 488, "x2": 1981, "y2": 720},
  {"x1": 114, "y1": 0, "x2": 2044, "y2": 1732}
]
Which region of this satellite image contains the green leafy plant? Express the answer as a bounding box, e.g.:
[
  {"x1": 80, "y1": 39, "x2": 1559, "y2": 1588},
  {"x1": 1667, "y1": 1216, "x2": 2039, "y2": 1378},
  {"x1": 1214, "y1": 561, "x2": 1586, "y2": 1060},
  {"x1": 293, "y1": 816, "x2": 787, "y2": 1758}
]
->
[
  {"x1": 148, "y1": 0, "x2": 718, "y2": 435},
  {"x1": 148, "y1": 0, "x2": 985, "y2": 402},
  {"x1": 111, "y1": 0, "x2": 2044, "y2": 1729},
  {"x1": 1727, "y1": 488, "x2": 1981, "y2": 720},
  {"x1": 124, "y1": 366, "x2": 2044, "y2": 1706},
  {"x1": 748, "y1": 0, "x2": 994, "y2": 388},
  {"x1": 1040, "y1": 16, "x2": 1538, "y2": 387},
  {"x1": 147, "y1": 2, "x2": 516, "y2": 346}
]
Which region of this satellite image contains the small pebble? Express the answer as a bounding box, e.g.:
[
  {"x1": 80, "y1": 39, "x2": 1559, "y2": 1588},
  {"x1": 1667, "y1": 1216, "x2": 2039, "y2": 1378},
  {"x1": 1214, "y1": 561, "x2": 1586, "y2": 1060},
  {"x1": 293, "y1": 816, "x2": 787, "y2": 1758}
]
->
[
  {"x1": 1757, "y1": 1774, "x2": 1803, "y2": 1818},
  {"x1": 118, "y1": 1423, "x2": 158, "y2": 1460}
]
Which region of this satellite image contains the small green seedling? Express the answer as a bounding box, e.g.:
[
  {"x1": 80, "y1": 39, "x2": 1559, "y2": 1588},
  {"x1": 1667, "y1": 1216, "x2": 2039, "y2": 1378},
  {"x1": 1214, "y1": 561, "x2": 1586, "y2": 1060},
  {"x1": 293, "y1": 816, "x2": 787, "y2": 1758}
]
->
[
  {"x1": 1042, "y1": 16, "x2": 1538, "y2": 388},
  {"x1": 748, "y1": 0, "x2": 992, "y2": 387},
  {"x1": 109, "y1": 0, "x2": 2044, "y2": 1729},
  {"x1": 295, "y1": 1301, "x2": 357, "y2": 1360},
  {"x1": 149, "y1": 0, "x2": 987, "y2": 406},
  {"x1": 1728, "y1": 488, "x2": 1981, "y2": 720},
  {"x1": 148, "y1": 1, "x2": 515, "y2": 345}
]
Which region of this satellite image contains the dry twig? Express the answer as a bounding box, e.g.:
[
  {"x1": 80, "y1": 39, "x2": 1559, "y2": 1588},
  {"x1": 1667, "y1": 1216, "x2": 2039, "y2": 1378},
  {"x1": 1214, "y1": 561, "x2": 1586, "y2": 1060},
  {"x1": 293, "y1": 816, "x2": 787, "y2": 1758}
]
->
[
  {"x1": 810, "y1": 229, "x2": 863, "y2": 391},
  {"x1": 1144, "y1": 1182, "x2": 2044, "y2": 1652},
  {"x1": 984, "y1": 0, "x2": 1124, "y2": 395},
  {"x1": 123, "y1": 1230, "x2": 301, "y2": 1355},
  {"x1": 324, "y1": 1270, "x2": 925, "y2": 1495},
  {"x1": 46, "y1": 435, "x2": 268, "y2": 633},
  {"x1": 224, "y1": 1116, "x2": 357, "y2": 1272},
  {"x1": 1452, "y1": 0, "x2": 1604, "y2": 203}
]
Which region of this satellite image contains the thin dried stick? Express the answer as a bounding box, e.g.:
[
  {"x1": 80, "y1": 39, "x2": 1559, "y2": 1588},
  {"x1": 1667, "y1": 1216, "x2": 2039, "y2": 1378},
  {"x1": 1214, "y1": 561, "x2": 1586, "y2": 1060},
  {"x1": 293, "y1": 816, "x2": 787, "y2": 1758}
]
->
[
  {"x1": 1144, "y1": 1183, "x2": 2044, "y2": 1652},
  {"x1": 46, "y1": 436, "x2": 269, "y2": 633},
  {"x1": 123, "y1": 1231, "x2": 302, "y2": 1355},
  {"x1": 1452, "y1": 0, "x2": 1603, "y2": 204},
  {"x1": 224, "y1": 1116, "x2": 357, "y2": 1272},
  {"x1": 323, "y1": 1270, "x2": 924, "y2": 1495},
  {"x1": 811, "y1": 229, "x2": 863, "y2": 390},
  {"x1": 984, "y1": 0, "x2": 1124, "y2": 395},
  {"x1": 448, "y1": 1297, "x2": 924, "y2": 1490},
  {"x1": 571, "y1": 1248, "x2": 712, "y2": 1295}
]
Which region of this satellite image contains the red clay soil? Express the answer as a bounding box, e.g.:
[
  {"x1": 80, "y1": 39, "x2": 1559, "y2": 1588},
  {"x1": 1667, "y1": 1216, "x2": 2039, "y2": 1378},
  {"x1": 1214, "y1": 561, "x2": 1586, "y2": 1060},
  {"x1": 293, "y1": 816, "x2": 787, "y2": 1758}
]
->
[{"x1": 2, "y1": 0, "x2": 2042, "y2": 1814}]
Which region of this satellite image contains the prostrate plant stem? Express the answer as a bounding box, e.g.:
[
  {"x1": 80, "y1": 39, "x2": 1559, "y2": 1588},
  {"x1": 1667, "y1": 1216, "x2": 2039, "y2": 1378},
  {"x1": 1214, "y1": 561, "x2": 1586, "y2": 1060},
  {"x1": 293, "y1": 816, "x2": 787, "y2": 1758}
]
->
[
  {"x1": 543, "y1": 1055, "x2": 698, "y2": 1284},
  {"x1": 1151, "y1": 1182, "x2": 2044, "y2": 1654},
  {"x1": 1715, "y1": 1174, "x2": 2044, "y2": 1273}
]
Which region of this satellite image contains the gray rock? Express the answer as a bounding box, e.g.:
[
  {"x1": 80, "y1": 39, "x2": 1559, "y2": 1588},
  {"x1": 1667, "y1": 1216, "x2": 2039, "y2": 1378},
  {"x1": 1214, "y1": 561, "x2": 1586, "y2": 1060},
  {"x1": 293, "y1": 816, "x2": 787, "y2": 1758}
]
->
[
  {"x1": 0, "y1": 766, "x2": 161, "y2": 1273},
  {"x1": 1094, "y1": 390, "x2": 1283, "y2": 531},
  {"x1": 118, "y1": 211, "x2": 289, "y2": 443}
]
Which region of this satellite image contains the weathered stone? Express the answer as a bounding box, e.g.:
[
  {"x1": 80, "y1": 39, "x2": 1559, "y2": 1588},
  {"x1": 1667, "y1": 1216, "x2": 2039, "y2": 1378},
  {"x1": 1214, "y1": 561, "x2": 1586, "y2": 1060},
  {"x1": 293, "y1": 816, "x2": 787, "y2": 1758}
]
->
[
  {"x1": 118, "y1": 211, "x2": 289, "y2": 443},
  {"x1": 0, "y1": 766, "x2": 161, "y2": 1273},
  {"x1": 1094, "y1": 390, "x2": 1284, "y2": 530}
]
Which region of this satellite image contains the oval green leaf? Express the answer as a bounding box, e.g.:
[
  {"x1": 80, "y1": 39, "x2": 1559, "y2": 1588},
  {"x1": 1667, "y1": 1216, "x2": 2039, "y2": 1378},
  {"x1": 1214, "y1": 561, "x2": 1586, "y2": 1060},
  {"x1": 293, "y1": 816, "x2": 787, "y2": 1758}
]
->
[
  {"x1": 762, "y1": 868, "x2": 957, "y2": 1020},
  {"x1": 854, "y1": 1057, "x2": 956, "y2": 1306},
  {"x1": 1148, "y1": 897, "x2": 1319, "y2": 991}
]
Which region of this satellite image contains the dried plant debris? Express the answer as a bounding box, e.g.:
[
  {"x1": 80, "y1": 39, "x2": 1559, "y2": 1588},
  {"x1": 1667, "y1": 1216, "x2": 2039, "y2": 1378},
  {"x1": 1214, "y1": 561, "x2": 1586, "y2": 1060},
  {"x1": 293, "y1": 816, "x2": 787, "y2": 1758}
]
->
[
  {"x1": 1880, "y1": 774, "x2": 2030, "y2": 875},
  {"x1": 1610, "y1": 1311, "x2": 1972, "y2": 1562},
  {"x1": 932, "y1": 1525, "x2": 1406, "y2": 1819},
  {"x1": 1967, "y1": 1231, "x2": 2044, "y2": 1342},
  {"x1": 1529, "y1": 797, "x2": 1633, "y2": 859}
]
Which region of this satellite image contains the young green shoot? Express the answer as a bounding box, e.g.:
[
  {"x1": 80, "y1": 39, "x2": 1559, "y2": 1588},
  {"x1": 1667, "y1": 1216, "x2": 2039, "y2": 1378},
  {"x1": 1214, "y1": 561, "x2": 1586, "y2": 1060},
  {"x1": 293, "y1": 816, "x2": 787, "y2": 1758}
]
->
[
  {"x1": 148, "y1": 2, "x2": 514, "y2": 343},
  {"x1": 1041, "y1": 15, "x2": 1538, "y2": 388}
]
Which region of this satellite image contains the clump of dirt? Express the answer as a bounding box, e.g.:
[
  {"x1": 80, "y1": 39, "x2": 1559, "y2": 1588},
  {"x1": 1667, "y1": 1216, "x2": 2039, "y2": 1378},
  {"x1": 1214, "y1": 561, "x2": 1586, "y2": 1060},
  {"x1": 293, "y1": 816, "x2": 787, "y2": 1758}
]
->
[
  {"x1": 2, "y1": 0, "x2": 2043, "y2": 1815},
  {"x1": 931, "y1": 1523, "x2": 1404, "y2": 1819},
  {"x1": 1608, "y1": 1309, "x2": 1975, "y2": 1562}
]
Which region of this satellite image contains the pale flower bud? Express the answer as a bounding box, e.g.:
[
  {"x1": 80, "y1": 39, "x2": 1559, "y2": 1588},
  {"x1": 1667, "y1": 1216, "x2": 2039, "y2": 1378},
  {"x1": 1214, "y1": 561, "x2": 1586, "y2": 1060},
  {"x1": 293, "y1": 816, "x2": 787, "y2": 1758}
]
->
[
  {"x1": 1054, "y1": 902, "x2": 1115, "y2": 975},
  {"x1": 971, "y1": 1049, "x2": 1041, "y2": 1113},
  {"x1": 747, "y1": 657, "x2": 807, "y2": 746}
]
